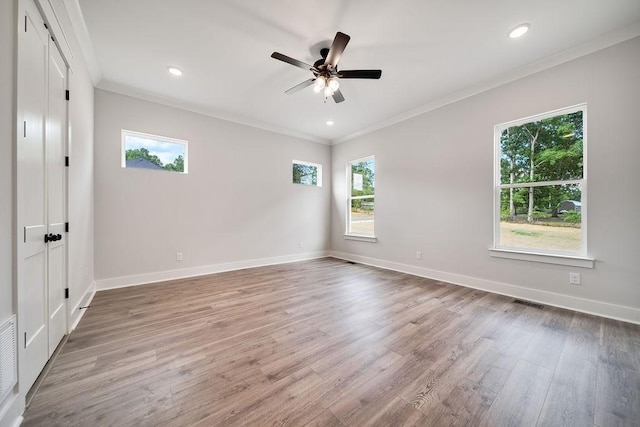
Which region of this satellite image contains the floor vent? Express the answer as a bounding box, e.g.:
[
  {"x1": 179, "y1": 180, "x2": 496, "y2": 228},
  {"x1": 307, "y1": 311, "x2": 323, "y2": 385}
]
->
[
  {"x1": 513, "y1": 299, "x2": 545, "y2": 309},
  {"x1": 0, "y1": 315, "x2": 17, "y2": 403}
]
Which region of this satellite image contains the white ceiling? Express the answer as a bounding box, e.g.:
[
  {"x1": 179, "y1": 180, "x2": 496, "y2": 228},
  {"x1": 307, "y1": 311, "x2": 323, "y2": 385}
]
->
[{"x1": 76, "y1": 0, "x2": 640, "y2": 144}]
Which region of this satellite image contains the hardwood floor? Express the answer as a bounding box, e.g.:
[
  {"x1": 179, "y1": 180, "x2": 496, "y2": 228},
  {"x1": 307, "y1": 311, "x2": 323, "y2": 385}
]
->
[{"x1": 22, "y1": 258, "x2": 640, "y2": 426}]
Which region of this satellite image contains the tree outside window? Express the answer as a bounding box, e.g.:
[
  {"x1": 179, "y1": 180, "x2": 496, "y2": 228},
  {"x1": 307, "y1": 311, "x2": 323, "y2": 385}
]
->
[{"x1": 495, "y1": 105, "x2": 586, "y2": 254}]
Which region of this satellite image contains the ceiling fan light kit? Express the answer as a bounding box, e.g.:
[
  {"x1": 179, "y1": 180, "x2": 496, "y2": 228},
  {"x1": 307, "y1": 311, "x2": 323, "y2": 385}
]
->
[{"x1": 271, "y1": 31, "x2": 382, "y2": 104}]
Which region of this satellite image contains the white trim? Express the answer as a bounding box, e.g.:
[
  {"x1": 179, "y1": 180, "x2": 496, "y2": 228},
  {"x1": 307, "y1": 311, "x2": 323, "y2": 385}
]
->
[
  {"x1": 0, "y1": 392, "x2": 24, "y2": 427},
  {"x1": 343, "y1": 234, "x2": 377, "y2": 243},
  {"x1": 292, "y1": 159, "x2": 322, "y2": 187},
  {"x1": 329, "y1": 252, "x2": 640, "y2": 325},
  {"x1": 488, "y1": 248, "x2": 594, "y2": 268},
  {"x1": 332, "y1": 22, "x2": 640, "y2": 145},
  {"x1": 95, "y1": 252, "x2": 330, "y2": 291},
  {"x1": 493, "y1": 104, "x2": 587, "y2": 258},
  {"x1": 69, "y1": 280, "x2": 96, "y2": 331},
  {"x1": 346, "y1": 156, "x2": 375, "y2": 237},
  {"x1": 61, "y1": 0, "x2": 102, "y2": 84}
]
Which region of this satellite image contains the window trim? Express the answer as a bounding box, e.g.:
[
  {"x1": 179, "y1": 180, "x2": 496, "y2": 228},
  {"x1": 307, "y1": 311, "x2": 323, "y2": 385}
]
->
[
  {"x1": 292, "y1": 159, "x2": 322, "y2": 187},
  {"x1": 121, "y1": 129, "x2": 189, "y2": 173},
  {"x1": 345, "y1": 155, "x2": 376, "y2": 240},
  {"x1": 492, "y1": 104, "x2": 590, "y2": 265}
]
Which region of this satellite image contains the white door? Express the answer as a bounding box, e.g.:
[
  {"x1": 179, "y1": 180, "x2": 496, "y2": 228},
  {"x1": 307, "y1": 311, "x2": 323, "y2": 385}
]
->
[
  {"x1": 17, "y1": 0, "x2": 69, "y2": 392},
  {"x1": 46, "y1": 39, "x2": 68, "y2": 357},
  {"x1": 17, "y1": 1, "x2": 50, "y2": 392}
]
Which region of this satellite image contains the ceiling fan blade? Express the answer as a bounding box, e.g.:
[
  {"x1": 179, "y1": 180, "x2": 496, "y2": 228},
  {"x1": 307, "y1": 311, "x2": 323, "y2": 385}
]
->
[
  {"x1": 332, "y1": 89, "x2": 345, "y2": 103},
  {"x1": 338, "y1": 69, "x2": 382, "y2": 79},
  {"x1": 285, "y1": 79, "x2": 315, "y2": 94},
  {"x1": 271, "y1": 52, "x2": 315, "y2": 71},
  {"x1": 324, "y1": 32, "x2": 350, "y2": 68}
]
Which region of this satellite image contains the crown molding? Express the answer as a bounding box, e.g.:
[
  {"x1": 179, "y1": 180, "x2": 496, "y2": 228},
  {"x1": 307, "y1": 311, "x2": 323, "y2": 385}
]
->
[
  {"x1": 331, "y1": 22, "x2": 640, "y2": 145},
  {"x1": 61, "y1": 0, "x2": 102, "y2": 85},
  {"x1": 96, "y1": 80, "x2": 331, "y2": 145}
]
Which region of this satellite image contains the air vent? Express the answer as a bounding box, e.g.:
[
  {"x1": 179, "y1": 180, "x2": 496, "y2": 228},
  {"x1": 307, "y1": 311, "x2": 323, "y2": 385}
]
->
[
  {"x1": 0, "y1": 315, "x2": 17, "y2": 403},
  {"x1": 513, "y1": 299, "x2": 545, "y2": 309}
]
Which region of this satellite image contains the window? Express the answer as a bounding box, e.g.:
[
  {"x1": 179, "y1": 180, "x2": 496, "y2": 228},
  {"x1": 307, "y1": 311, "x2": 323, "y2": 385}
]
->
[
  {"x1": 292, "y1": 160, "x2": 322, "y2": 187},
  {"x1": 122, "y1": 130, "x2": 188, "y2": 173},
  {"x1": 346, "y1": 156, "x2": 375, "y2": 238},
  {"x1": 493, "y1": 105, "x2": 587, "y2": 259}
]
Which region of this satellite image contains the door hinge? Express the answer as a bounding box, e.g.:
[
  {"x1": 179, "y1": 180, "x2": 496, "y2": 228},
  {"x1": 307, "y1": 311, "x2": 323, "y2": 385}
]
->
[
  {"x1": 24, "y1": 15, "x2": 27, "y2": 32},
  {"x1": 65, "y1": 288, "x2": 69, "y2": 299},
  {"x1": 23, "y1": 121, "x2": 27, "y2": 137},
  {"x1": 65, "y1": 90, "x2": 70, "y2": 101},
  {"x1": 65, "y1": 222, "x2": 69, "y2": 233},
  {"x1": 65, "y1": 156, "x2": 69, "y2": 167},
  {"x1": 44, "y1": 22, "x2": 48, "y2": 30},
  {"x1": 24, "y1": 332, "x2": 27, "y2": 348}
]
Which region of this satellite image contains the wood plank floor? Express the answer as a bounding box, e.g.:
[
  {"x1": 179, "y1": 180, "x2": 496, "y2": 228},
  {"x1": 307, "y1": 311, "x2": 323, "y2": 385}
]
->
[{"x1": 22, "y1": 258, "x2": 640, "y2": 426}]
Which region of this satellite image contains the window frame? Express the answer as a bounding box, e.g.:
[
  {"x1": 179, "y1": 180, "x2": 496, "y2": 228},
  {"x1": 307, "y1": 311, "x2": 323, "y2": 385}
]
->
[
  {"x1": 292, "y1": 159, "x2": 322, "y2": 187},
  {"x1": 345, "y1": 155, "x2": 376, "y2": 242},
  {"x1": 121, "y1": 129, "x2": 189, "y2": 174},
  {"x1": 490, "y1": 104, "x2": 593, "y2": 267}
]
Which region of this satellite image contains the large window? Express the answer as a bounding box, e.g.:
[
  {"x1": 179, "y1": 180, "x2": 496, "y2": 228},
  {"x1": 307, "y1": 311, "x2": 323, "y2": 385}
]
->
[
  {"x1": 122, "y1": 130, "x2": 188, "y2": 173},
  {"x1": 347, "y1": 156, "x2": 375, "y2": 237},
  {"x1": 494, "y1": 105, "x2": 586, "y2": 257},
  {"x1": 292, "y1": 160, "x2": 322, "y2": 187}
]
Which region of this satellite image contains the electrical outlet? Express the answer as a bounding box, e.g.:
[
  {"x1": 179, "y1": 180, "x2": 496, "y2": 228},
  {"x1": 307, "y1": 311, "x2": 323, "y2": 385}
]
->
[
  {"x1": 176, "y1": 252, "x2": 183, "y2": 261},
  {"x1": 569, "y1": 272, "x2": 580, "y2": 285},
  {"x1": 299, "y1": 242, "x2": 304, "y2": 249},
  {"x1": 416, "y1": 251, "x2": 422, "y2": 260}
]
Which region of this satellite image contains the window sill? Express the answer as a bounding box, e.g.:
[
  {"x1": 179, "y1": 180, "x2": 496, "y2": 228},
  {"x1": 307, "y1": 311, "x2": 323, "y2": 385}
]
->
[
  {"x1": 344, "y1": 234, "x2": 377, "y2": 243},
  {"x1": 489, "y1": 248, "x2": 594, "y2": 268}
]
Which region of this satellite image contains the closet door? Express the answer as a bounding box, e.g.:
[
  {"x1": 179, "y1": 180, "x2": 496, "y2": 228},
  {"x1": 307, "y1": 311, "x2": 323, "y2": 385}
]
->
[
  {"x1": 46, "y1": 39, "x2": 67, "y2": 357},
  {"x1": 17, "y1": 0, "x2": 50, "y2": 392}
]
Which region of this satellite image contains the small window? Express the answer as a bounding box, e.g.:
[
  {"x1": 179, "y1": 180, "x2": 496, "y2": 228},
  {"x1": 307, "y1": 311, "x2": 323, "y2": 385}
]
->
[
  {"x1": 292, "y1": 160, "x2": 322, "y2": 187},
  {"x1": 347, "y1": 156, "x2": 375, "y2": 237},
  {"x1": 122, "y1": 130, "x2": 188, "y2": 173},
  {"x1": 494, "y1": 105, "x2": 586, "y2": 256}
]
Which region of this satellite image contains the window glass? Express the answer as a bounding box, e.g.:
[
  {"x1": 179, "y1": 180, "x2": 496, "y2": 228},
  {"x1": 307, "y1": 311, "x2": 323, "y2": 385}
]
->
[
  {"x1": 293, "y1": 160, "x2": 322, "y2": 187},
  {"x1": 122, "y1": 130, "x2": 187, "y2": 173},
  {"x1": 348, "y1": 157, "x2": 375, "y2": 236},
  {"x1": 496, "y1": 106, "x2": 585, "y2": 255}
]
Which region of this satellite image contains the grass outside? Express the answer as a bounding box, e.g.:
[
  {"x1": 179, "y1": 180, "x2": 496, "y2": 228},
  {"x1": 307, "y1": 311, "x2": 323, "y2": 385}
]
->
[
  {"x1": 500, "y1": 221, "x2": 581, "y2": 251},
  {"x1": 350, "y1": 208, "x2": 374, "y2": 235}
]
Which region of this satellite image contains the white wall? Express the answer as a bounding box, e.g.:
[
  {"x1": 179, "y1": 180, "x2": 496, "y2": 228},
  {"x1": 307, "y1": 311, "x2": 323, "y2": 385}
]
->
[
  {"x1": 331, "y1": 37, "x2": 640, "y2": 322},
  {"x1": 94, "y1": 89, "x2": 331, "y2": 286}
]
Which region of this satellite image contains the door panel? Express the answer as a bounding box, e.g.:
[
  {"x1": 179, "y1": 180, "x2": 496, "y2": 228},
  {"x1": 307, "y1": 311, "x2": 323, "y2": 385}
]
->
[
  {"x1": 47, "y1": 39, "x2": 67, "y2": 355},
  {"x1": 17, "y1": 3, "x2": 50, "y2": 392}
]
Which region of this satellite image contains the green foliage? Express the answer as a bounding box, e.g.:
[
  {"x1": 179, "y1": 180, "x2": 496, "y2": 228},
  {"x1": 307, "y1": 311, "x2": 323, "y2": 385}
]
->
[
  {"x1": 500, "y1": 110, "x2": 584, "y2": 217},
  {"x1": 126, "y1": 148, "x2": 184, "y2": 173},
  {"x1": 351, "y1": 160, "x2": 375, "y2": 210},
  {"x1": 163, "y1": 155, "x2": 184, "y2": 173},
  {"x1": 126, "y1": 148, "x2": 162, "y2": 167},
  {"x1": 511, "y1": 229, "x2": 541, "y2": 237},
  {"x1": 292, "y1": 164, "x2": 317, "y2": 186},
  {"x1": 564, "y1": 211, "x2": 582, "y2": 224}
]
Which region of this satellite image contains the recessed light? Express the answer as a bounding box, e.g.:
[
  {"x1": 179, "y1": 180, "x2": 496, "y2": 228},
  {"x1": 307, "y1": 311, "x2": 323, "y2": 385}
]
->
[
  {"x1": 326, "y1": 120, "x2": 334, "y2": 126},
  {"x1": 508, "y1": 24, "x2": 530, "y2": 39},
  {"x1": 168, "y1": 66, "x2": 183, "y2": 77}
]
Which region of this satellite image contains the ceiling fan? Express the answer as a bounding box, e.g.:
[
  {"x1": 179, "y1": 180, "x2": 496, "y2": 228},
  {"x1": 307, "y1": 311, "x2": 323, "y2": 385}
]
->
[{"x1": 271, "y1": 31, "x2": 382, "y2": 103}]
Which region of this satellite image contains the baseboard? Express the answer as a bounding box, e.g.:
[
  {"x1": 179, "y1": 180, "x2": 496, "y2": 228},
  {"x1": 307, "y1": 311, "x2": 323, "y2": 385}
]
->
[
  {"x1": 0, "y1": 392, "x2": 24, "y2": 427},
  {"x1": 69, "y1": 281, "x2": 96, "y2": 331},
  {"x1": 330, "y1": 251, "x2": 640, "y2": 325},
  {"x1": 95, "y1": 252, "x2": 330, "y2": 291}
]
